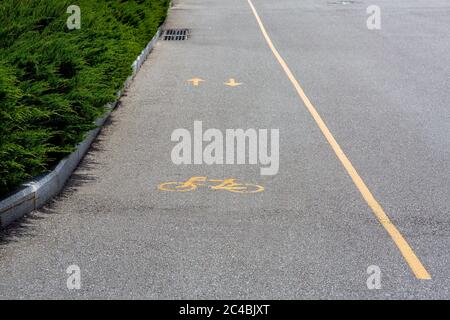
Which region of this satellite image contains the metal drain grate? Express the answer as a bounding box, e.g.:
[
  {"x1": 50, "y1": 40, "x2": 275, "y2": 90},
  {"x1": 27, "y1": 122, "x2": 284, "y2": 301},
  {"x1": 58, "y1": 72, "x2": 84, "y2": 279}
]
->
[{"x1": 162, "y1": 29, "x2": 190, "y2": 41}]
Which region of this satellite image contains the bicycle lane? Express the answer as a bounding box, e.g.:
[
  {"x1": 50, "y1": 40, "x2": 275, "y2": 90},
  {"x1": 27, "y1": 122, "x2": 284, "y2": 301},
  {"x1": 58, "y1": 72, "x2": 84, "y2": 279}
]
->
[{"x1": 0, "y1": 0, "x2": 440, "y2": 298}]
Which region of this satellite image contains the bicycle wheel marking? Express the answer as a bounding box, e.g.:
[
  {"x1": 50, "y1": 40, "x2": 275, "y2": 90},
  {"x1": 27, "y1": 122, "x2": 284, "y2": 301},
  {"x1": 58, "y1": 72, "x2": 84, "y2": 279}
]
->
[{"x1": 158, "y1": 176, "x2": 264, "y2": 194}]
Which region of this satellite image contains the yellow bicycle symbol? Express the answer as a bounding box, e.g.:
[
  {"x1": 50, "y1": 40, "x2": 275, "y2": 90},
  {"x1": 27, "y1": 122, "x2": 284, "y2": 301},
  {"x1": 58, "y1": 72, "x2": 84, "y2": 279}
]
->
[{"x1": 158, "y1": 176, "x2": 264, "y2": 194}]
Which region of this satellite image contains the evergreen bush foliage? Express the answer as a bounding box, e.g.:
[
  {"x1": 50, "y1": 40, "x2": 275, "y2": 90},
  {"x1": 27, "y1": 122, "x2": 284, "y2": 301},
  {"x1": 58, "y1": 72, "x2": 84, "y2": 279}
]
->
[{"x1": 0, "y1": 0, "x2": 169, "y2": 197}]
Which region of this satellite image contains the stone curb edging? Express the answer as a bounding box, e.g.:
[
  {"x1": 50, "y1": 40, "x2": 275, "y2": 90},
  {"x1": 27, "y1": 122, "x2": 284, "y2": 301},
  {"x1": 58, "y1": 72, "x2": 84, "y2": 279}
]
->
[{"x1": 0, "y1": 25, "x2": 165, "y2": 228}]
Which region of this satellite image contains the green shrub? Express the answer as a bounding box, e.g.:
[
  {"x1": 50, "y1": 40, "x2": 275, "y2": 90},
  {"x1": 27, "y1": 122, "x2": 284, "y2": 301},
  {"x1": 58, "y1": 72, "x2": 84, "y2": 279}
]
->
[{"x1": 0, "y1": 0, "x2": 169, "y2": 197}]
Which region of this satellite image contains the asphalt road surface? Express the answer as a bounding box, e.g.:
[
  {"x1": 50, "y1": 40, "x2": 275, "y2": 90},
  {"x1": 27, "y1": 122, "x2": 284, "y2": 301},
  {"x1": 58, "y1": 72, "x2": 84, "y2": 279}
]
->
[{"x1": 0, "y1": 0, "x2": 449, "y2": 299}]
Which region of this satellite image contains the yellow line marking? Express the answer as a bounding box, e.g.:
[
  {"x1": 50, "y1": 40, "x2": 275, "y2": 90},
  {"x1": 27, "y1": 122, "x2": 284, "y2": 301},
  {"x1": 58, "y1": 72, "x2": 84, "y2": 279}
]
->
[
  {"x1": 246, "y1": 0, "x2": 431, "y2": 280},
  {"x1": 187, "y1": 78, "x2": 205, "y2": 86},
  {"x1": 225, "y1": 78, "x2": 243, "y2": 87}
]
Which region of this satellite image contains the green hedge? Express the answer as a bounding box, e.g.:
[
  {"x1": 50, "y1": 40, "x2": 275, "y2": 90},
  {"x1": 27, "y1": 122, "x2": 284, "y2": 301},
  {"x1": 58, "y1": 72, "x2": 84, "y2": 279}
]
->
[{"x1": 0, "y1": 0, "x2": 169, "y2": 197}]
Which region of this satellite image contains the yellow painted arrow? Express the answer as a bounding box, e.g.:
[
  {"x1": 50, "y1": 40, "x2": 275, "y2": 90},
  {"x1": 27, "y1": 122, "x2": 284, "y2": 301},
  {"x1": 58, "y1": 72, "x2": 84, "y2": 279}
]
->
[
  {"x1": 187, "y1": 78, "x2": 205, "y2": 86},
  {"x1": 224, "y1": 78, "x2": 242, "y2": 87}
]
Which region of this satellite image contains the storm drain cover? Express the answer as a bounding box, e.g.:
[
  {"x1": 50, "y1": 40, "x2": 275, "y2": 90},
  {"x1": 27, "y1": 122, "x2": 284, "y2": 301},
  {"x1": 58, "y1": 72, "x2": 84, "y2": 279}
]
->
[{"x1": 162, "y1": 29, "x2": 190, "y2": 40}]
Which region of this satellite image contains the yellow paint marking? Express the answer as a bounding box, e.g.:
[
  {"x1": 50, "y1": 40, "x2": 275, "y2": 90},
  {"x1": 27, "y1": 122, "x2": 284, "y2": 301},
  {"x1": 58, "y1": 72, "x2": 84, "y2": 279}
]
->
[
  {"x1": 225, "y1": 78, "x2": 243, "y2": 87},
  {"x1": 188, "y1": 78, "x2": 205, "y2": 86},
  {"x1": 158, "y1": 176, "x2": 264, "y2": 194},
  {"x1": 246, "y1": 0, "x2": 431, "y2": 280}
]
